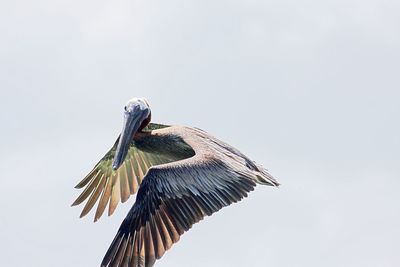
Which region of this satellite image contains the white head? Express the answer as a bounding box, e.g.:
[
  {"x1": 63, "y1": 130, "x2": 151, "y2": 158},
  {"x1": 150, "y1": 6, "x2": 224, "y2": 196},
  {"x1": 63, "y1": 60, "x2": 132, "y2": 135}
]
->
[{"x1": 112, "y1": 97, "x2": 151, "y2": 170}]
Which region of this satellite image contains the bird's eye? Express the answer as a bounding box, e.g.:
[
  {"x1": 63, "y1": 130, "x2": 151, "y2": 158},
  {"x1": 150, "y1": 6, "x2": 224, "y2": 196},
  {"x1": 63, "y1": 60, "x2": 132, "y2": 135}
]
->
[{"x1": 124, "y1": 106, "x2": 127, "y2": 111}]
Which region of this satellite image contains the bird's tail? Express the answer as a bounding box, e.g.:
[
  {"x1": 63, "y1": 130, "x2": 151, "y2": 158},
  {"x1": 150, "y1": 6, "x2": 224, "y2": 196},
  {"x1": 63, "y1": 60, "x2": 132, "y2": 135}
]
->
[{"x1": 254, "y1": 165, "x2": 280, "y2": 187}]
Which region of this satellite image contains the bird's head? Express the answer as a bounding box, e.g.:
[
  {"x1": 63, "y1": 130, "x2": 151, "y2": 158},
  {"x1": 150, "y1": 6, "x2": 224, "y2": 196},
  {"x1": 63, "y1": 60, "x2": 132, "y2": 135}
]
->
[{"x1": 112, "y1": 97, "x2": 151, "y2": 170}]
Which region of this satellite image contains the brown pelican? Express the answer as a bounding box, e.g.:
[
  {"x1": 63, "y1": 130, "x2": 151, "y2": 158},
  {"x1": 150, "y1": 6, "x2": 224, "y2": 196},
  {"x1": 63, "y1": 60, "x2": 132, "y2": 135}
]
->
[{"x1": 72, "y1": 97, "x2": 279, "y2": 267}]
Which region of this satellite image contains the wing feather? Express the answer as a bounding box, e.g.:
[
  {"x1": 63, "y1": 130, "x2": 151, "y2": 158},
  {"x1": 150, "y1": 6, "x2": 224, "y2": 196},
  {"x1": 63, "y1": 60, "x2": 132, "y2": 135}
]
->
[
  {"x1": 109, "y1": 175, "x2": 121, "y2": 216},
  {"x1": 100, "y1": 152, "x2": 275, "y2": 267},
  {"x1": 72, "y1": 171, "x2": 101, "y2": 206},
  {"x1": 72, "y1": 124, "x2": 191, "y2": 221},
  {"x1": 80, "y1": 174, "x2": 106, "y2": 218},
  {"x1": 119, "y1": 165, "x2": 130, "y2": 203},
  {"x1": 95, "y1": 174, "x2": 113, "y2": 222}
]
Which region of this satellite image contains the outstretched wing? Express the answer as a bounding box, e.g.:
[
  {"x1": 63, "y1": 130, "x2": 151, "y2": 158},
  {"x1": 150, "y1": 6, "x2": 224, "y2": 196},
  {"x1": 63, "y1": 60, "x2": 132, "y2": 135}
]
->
[
  {"x1": 72, "y1": 123, "x2": 186, "y2": 222},
  {"x1": 100, "y1": 153, "x2": 275, "y2": 267}
]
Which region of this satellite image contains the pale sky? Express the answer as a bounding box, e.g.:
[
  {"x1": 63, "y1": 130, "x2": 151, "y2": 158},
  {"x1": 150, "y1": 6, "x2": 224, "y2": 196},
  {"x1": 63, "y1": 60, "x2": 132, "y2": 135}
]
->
[{"x1": 1, "y1": 0, "x2": 399, "y2": 266}]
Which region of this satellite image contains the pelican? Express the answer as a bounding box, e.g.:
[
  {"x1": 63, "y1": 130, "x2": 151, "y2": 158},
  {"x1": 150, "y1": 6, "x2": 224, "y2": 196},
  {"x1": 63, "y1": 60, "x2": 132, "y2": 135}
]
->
[{"x1": 72, "y1": 97, "x2": 279, "y2": 267}]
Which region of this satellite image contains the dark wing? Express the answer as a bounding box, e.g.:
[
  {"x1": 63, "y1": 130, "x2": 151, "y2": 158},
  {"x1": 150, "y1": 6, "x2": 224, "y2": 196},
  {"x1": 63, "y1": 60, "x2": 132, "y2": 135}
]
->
[
  {"x1": 100, "y1": 156, "x2": 262, "y2": 267},
  {"x1": 72, "y1": 124, "x2": 187, "y2": 222}
]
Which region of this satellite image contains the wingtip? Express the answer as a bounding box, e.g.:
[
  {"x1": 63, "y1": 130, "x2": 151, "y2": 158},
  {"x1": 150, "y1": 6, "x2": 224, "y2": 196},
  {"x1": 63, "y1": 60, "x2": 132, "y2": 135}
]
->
[
  {"x1": 79, "y1": 209, "x2": 91, "y2": 219},
  {"x1": 74, "y1": 175, "x2": 92, "y2": 189}
]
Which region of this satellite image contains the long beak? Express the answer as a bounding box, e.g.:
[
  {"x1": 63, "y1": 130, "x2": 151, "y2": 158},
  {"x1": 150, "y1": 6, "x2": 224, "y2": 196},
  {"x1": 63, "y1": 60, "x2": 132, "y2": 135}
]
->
[{"x1": 112, "y1": 111, "x2": 146, "y2": 170}]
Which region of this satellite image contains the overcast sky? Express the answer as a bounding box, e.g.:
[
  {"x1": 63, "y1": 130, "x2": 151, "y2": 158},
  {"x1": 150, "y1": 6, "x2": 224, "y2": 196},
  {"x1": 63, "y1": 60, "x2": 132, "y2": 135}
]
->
[{"x1": 0, "y1": 0, "x2": 399, "y2": 266}]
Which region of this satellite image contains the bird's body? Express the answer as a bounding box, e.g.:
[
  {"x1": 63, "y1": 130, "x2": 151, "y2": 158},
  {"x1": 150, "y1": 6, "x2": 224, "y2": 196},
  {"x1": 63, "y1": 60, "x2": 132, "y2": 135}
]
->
[{"x1": 73, "y1": 98, "x2": 278, "y2": 267}]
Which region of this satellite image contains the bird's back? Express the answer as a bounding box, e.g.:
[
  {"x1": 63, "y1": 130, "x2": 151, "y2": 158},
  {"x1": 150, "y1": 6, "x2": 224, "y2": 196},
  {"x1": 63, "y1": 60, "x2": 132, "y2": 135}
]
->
[{"x1": 149, "y1": 125, "x2": 278, "y2": 186}]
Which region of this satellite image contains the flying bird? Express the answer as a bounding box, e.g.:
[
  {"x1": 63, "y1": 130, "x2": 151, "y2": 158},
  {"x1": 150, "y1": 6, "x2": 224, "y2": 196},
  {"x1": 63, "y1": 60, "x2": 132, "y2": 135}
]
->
[{"x1": 72, "y1": 97, "x2": 279, "y2": 267}]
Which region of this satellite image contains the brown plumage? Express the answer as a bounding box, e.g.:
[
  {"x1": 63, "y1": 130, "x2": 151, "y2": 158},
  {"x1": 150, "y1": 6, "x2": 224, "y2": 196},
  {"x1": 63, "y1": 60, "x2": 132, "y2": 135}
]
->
[{"x1": 72, "y1": 98, "x2": 279, "y2": 267}]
